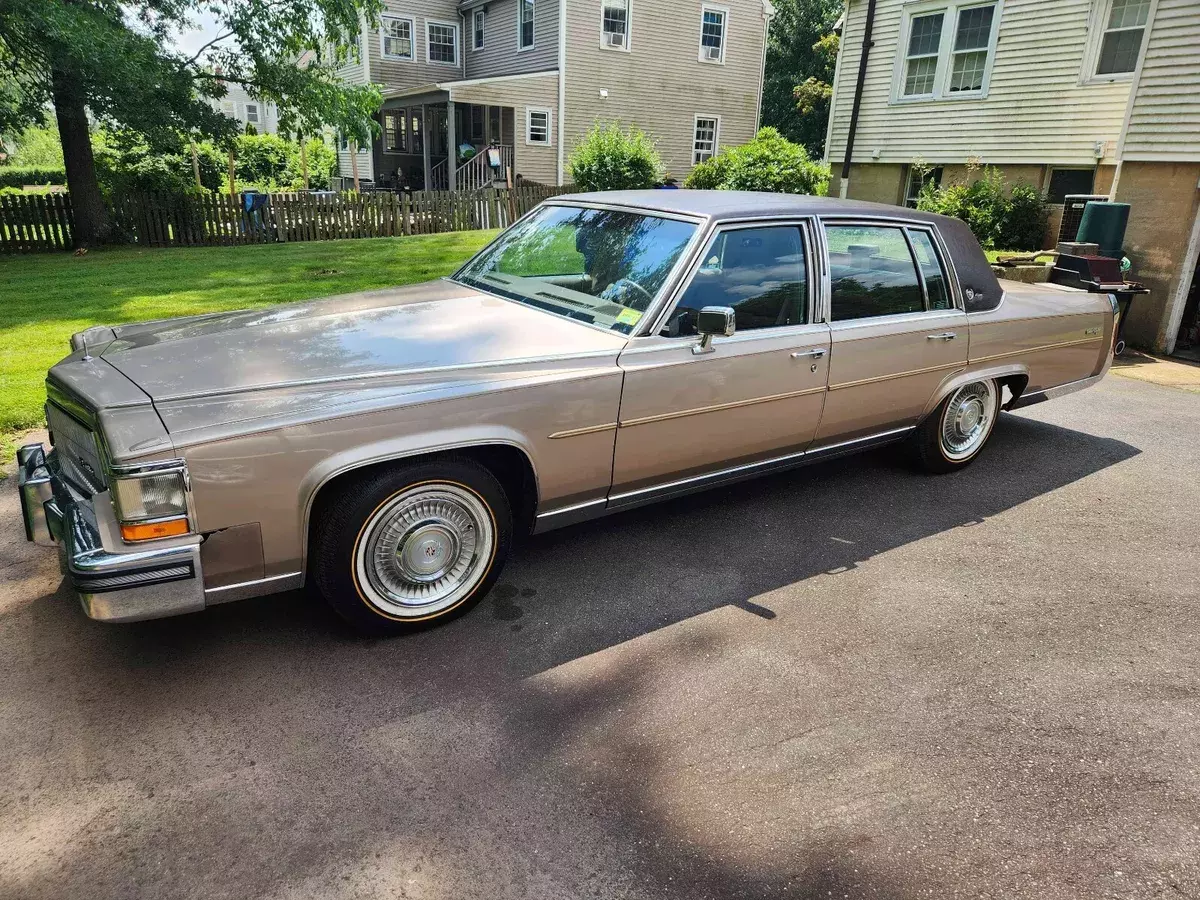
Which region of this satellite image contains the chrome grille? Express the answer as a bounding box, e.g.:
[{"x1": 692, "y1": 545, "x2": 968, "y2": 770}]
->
[{"x1": 46, "y1": 403, "x2": 108, "y2": 492}]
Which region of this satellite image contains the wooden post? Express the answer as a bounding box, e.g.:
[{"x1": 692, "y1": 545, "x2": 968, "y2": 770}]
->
[
  {"x1": 227, "y1": 148, "x2": 237, "y2": 202},
  {"x1": 446, "y1": 100, "x2": 457, "y2": 193},
  {"x1": 349, "y1": 140, "x2": 361, "y2": 192},
  {"x1": 300, "y1": 137, "x2": 310, "y2": 190},
  {"x1": 191, "y1": 140, "x2": 202, "y2": 190}
]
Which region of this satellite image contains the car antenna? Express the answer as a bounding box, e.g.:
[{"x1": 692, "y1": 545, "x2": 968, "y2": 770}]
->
[{"x1": 81, "y1": 334, "x2": 92, "y2": 361}]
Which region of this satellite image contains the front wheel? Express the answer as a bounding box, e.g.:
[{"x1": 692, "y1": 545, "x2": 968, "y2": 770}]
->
[
  {"x1": 311, "y1": 458, "x2": 512, "y2": 635},
  {"x1": 912, "y1": 379, "x2": 1000, "y2": 474}
]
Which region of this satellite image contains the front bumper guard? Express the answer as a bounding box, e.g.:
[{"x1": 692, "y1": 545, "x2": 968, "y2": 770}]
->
[{"x1": 18, "y1": 443, "x2": 205, "y2": 623}]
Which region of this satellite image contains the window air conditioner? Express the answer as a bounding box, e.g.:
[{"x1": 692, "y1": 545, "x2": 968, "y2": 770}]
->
[
  {"x1": 606, "y1": 31, "x2": 625, "y2": 47},
  {"x1": 704, "y1": 44, "x2": 721, "y2": 61}
]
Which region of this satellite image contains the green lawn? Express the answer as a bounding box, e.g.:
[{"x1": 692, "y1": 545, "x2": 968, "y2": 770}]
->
[{"x1": 1, "y1": 231, "x2": 497, "y2": 458}]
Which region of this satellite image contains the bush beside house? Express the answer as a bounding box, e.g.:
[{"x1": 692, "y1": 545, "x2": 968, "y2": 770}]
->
[
  {"x1": 916, "y1": 167, "x2": 1049, "y2": 251},
  {"x1": 685, "y1": 128, "x2": 831, "y2": 195},
  {"x1": 568, "y1": 124, "x2": 663, "y2": 192}
]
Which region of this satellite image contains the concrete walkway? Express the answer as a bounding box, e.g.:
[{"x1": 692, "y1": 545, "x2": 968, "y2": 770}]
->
[{"x1": 1111, "y1": 350, "x2": 1200, "y2": 392}]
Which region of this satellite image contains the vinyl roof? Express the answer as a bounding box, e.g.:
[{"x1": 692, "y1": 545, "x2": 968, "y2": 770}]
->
[{"x1": 551, "y1": 190, "x2": 948, "y2": 225}]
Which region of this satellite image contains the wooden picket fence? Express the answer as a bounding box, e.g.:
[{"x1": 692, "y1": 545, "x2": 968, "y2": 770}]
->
[{"x1": 0, "y1": 184, "x2": 566, "y2": 252}]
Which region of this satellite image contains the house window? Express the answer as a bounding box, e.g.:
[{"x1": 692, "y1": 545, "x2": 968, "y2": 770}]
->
[
  {"x1": 220, "y1": 101, "x2": 236, "y2": 118},
  {"x1": 948, "y1": 4, "x2": 996, "y2": 92},
  {"x1": 473, "y1": 9, "x2": 486, "y2": 50},
  {"x1": 1095, "y1": 0, "x2": 1150, "y2": 75},
  {"x1": 339, "y1": 132, "x2": 349, "y2": 151},
  {"x1": 470, "y1": 105, "x2": 486, "y2": 142},
  {"x1": 411, "y1": 111, "x2": 423, "y2": 153},
  {"x1": 699, "y1": 5, "x2": 727, "y2": 63},
  {"x1": 1046, "y1": 168, "x2": 1096, "y2": 204},
  {"x1": 904, "y1": 165, "x2": 943, "y2": 207},
  {"x1": 602, "y1": 0, "x2": 630, "y2": 49},
  {"x1": 895, "y1": 1, "x2": 999, "y2": 100},
  {"x1": 519, "y1": 0, "x2": 535, "y2": 50},
  {"x1": 244, "y1": 103, "x2": 260, "y2": 124},
  {"x1": 383, "y1": 110, "x2": 407, "y2": 153},
  {"x1": 902, "y1": 13, "x2": 944, "y2": 96},
  {"x1": 427, "y1": 21, "x2": 459, "y2": 65},
  {"x1": 693, "y1": 116, "x2": 720, "y2": 164},
  {"x1": 381, "y1": 16, "x2": 415, "y2": 60},
  {"x1": 527, "y1": 107, "x2": 551, "y2": 145}
]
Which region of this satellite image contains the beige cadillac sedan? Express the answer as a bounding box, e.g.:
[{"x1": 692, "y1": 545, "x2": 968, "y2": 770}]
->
[{"x1": 18, "y1": 191, "x2": 1119, "y2": 633}]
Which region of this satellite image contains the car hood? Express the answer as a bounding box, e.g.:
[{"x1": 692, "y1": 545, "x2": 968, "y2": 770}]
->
[{"x1": 98, "y1": 280, "x2": 628, "y2": 437}]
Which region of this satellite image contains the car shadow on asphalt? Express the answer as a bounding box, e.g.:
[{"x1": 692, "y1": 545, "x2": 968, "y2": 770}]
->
[{"x1": 4, "y1": 412, "x2": 1142, "y2": 899}]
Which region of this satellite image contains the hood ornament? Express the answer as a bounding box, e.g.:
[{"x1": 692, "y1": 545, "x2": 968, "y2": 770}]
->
[{"x1": 81, "y1": 333, "x2": 93, "y2": 361}]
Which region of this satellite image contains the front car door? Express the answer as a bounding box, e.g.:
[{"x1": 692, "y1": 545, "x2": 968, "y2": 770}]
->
[
  {"x1": 813, "y1": 218, "x2": 969, "y2": 446},
  {"x1": 610, "y1": 220, "x2": 831, "y2": 505}
]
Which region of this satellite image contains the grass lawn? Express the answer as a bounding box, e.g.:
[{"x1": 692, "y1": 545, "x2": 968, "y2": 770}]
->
[{"x1": 1, "y1": 231, "x2": 497, "y2": 459}]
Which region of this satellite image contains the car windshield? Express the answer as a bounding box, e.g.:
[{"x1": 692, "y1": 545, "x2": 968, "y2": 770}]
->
[{"x1": 453, "y1": 204, "x2": 699, "y2": 334}]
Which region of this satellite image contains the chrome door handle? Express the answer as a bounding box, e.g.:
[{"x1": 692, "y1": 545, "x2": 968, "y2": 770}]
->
[
  {"x1": 927, "y1": 332, "x2": 957, "y2": 341},
  {"x1": 791, "y1": 347, "x2": 827, "y2": 359}
]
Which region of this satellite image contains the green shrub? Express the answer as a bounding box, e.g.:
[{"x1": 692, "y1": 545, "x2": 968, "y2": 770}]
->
[
  {"x1": 683, "y1": 127, "x2": 830, "y2": 195},
  {"x1": 0, "y1": 167, "x2": 67, "y2": 189},
  {"x1": 5, "y1": 121, "x2": 65, "y2": 168},
  {"x1": 93, "y1": 131, "x2": 226, "y2": 196},
  {"x1": 568, "y1": 123, "x2": 663, "y2": 192},
  {"x1": 281, "y1": 138, "x2": 338, "y2": 191},
  {"x1": 234, "y1": 133, "x2": 292, "y2": 188},
  {"x1": 917, "y1": 166, "x2": 1047, "y2": 251}
]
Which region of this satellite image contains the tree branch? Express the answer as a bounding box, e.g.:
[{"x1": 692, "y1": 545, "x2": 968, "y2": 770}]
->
[{"x1": 186, "y1": 30, "x2": 236, "y2": 65}]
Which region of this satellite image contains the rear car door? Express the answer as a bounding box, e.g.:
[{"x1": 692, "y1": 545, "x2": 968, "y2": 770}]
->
[
  {"x1": 610, "y1": 221, "x2": 831, "y2": 498},
  {"x1": 814, "y1": 219, "x2": 968, "y2": 445}
]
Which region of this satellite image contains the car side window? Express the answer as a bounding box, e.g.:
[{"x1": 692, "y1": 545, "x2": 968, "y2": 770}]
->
[
  {"x1": 907, "y1": 229, "x2": 952, "y2": 310},
  {"x1": 661, "y1": 225, "x2": 807, "y2": 337},
  {"x1": 825, "y1": 224, "x2": 925, "y2": 321}
]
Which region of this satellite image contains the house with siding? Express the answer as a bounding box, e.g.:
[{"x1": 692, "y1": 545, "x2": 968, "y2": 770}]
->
[
  {"x1": 211, "y1": 82, "x2": 282, "y2": 135},
  {"x1": 823, "y1": 0, "x2": 1200, "y2": 355},
  {"x1": 333, "y1": 0, "x2": 774, "y2": 192}
]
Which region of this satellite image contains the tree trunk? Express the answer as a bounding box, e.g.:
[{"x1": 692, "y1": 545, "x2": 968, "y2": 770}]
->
[{"x1": 52, "y1": 69, "x2": 113, "y2": 247}]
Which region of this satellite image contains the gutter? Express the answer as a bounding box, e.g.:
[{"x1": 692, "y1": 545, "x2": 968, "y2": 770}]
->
[
  {"x1": 558, "y1": 0, "x2": 567, "y2": 185},
  {"x1": 838, "y1": 0, "x2": 877, "y2": 200}
]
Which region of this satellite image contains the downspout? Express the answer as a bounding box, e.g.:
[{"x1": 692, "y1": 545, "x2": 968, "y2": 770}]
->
[
  {"x1": 557, "y1": 0, "x2": 567, "y2": 185},
  {"x1": 839, "y1": 0, "x2": 877, "y2": 200},
  {"x1": 756, "y1": 1, "x2": 776, "y2": 130},
  {"x1": 360, "y1": 12, "x2": 375, "y2": 182}
]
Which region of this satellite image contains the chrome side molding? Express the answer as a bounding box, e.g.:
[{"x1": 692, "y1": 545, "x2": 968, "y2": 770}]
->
[
  {"x1": 533, "y1": 426, "x2": 916, "y2": 533},
  {"x1": 1006, "y1": 373, "x2": 1105, "y2": 410}
]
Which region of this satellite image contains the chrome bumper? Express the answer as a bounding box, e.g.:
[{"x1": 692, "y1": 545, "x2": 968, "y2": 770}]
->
[{"x1": 17, "y1": 443, "x2": 205, "y2": 623}]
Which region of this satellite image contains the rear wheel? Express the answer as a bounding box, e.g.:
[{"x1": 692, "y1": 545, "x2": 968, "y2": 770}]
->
[
  {"x1": 913, "y1": 379, "x2": 1000, "y2": 474},
  {"x1": 311, "y1": 458, "x2": 512, "y2": 635}
]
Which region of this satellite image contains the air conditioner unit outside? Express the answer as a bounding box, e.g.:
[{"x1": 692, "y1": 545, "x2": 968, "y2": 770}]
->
[
  {"x1": 605, "y1": 31, "x2": 625, "y2": 47},
  {"x1": 703, "y1": 44, "x2": 721, "y2": 61}
]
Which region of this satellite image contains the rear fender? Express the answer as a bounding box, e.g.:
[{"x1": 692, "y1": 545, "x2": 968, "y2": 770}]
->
[{"x1": 920, "y1": 363, "x2": 1030, "y2": 419}]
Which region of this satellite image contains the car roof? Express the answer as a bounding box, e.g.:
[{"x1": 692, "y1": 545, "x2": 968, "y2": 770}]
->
[{"x1": 550, "y1": 189, "x2": 946, "y2": 225}]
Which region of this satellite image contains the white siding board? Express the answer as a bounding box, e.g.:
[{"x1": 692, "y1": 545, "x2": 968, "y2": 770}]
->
[
  {"x1": 827, "y1": 0, "x2": 1132, "y2": 167},
  {"x1": 1122, "y1": 0, "x2": 1200, "y2": 161}
]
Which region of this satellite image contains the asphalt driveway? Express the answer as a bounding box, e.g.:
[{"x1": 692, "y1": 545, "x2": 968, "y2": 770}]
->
[{"x1": 1, "y1": 375, "x2": 1198, "y2": 900}]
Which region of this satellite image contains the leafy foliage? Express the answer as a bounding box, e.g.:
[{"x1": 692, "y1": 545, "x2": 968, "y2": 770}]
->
[
  {"x1": 3, "y1": 117, "x2": 63, "y2": 167},
  {"x1": 760, "y1": 0, "x2": 842, "y2": 156},
  {"x1": 0, "y1": 165, "x2": 65, "y2": 188},
  {"x1": 567, "y1": 123, "x2": 663, "y2": 192},
  {"x1": 916, "y1": 166, "x2": 1049, "y2": 251},
  {"x1": 684, "y1": 128, "x2": 831, "y2": 195}
]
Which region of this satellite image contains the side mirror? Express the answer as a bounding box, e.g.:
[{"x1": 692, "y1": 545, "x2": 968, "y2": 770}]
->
[{"x1": 693, "y1": 306, "x2": 735, "y2": 355}]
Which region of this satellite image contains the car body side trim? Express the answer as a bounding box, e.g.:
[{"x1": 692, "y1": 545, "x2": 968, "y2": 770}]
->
[
  {"x1": 1005, "y1": 372, "x2": 1105, "y2": 410},
  {"x1": 204, "y1": 571, "x2": 304, "y2": 604},
  {"x1": 829, "y1": 361, "x2": 965, "y2": 391},
  {"x1": 547, "y1": 422, "x2": 619, "y2": 439},
  {"x1": 970, "y1": 337, "x2": 1103, "y2": 365},
  {"x1": 618, "y1": 385, "x2": 827, "y2": 428}
]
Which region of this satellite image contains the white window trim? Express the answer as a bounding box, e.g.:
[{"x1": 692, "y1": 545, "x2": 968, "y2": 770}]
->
[
  {"x1": 692, "y1": 114, "x2": 721, "y2": 165},
  {"x1": 1080, "y1": 0, "x2": 1156, "y2": 85},
  {"x1": 380, "y1": 14, "x2": 416, "y2": 62},
  {"x1": 473, "y1": 9, "x2": 486, "y2": 51},
  {"x1": 518, "y1": 0, "x2": 536, "y2": 52},
  {"x1": 526, "y1": 106, "x2": 553, "y2": 146},
  {"x1": 244, "y1": 102, "x2": 260, "y2": 124},
  {"x1": 600, "y1": 0, "x2": 632, "y2": 52},
  {"x1": 426, "y1": 18, "x2": 461, "y2": 67},
  {"x1": 698, "y1": 4, "x2": 729, "y2": 65},
  {"x1": 889, "y1": 0, "x2": 1003, "y2": 104}
]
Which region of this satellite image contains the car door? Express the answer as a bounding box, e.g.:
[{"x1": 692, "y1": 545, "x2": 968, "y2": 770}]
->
[
  {"x1": 813, "y1": 219, "x2": 969, "y2": 446},
  {"x1": 610, "y1": 221, "x2": 831, "y2": 501}
]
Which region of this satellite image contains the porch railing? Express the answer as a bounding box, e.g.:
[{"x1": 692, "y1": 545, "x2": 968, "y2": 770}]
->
[{"x1": 430, "y1": 145, "x2": 514, "y2": 192}]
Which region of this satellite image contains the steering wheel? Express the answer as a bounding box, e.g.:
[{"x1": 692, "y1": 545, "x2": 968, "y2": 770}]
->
[{"x1": 608, "y1": 278, "x2": 655, "y2": 310}]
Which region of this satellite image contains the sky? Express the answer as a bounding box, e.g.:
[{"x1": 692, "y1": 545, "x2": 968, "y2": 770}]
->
[{"x1": 169, "y1": 9, "x2": 226, "y2": 58}]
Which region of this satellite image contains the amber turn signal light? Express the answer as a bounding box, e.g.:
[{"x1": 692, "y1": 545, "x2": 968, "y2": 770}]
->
[{"x1": 120, "y1": 518, "x2": 190, "y2": 543}]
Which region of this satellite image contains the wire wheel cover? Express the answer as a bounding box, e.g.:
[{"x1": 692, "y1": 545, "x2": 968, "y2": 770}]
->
[
  {"x1": 941, "y1": 381, "x2": 996, "y2": 461},
  {"x1": 355, "y1": 483, "x2": 494, "y2": 618}
]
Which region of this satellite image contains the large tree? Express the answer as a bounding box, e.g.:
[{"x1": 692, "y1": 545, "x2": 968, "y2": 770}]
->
[
  {"x1": 760, "y1": 0, "x2": 842, "y2": 158},
  {"x1": 0, "y1": 0, "x2": 383, "y2": 246}
]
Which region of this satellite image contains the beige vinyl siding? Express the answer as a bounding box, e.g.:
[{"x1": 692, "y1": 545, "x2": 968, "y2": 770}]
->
[
  {"x1": 827, "y1": 0, "x2": 1133, "y2": 167},
  {"x1": 451, "y1": 74, "x2": 561, "y2": 183},
  {"x1": 463, "y1": 0, "x2": 560, "y2": 79},
  {"x1": 563, "y1": 0, "x2": 767, "y2": 179},
  {"x1": 337, "y1": 142, "x2": 375, "y2": 182},
  {"x1": 369, "y1": 0, "x2": 464, "y2": 92},
  {"x1": 1121, "y1": 0, "x2": 1200, "y2": 162}
]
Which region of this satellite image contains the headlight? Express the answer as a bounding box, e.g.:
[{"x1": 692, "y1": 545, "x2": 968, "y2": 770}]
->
[{"x1": 110, "y1": 465, "x2": 192, "y2": 542}]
